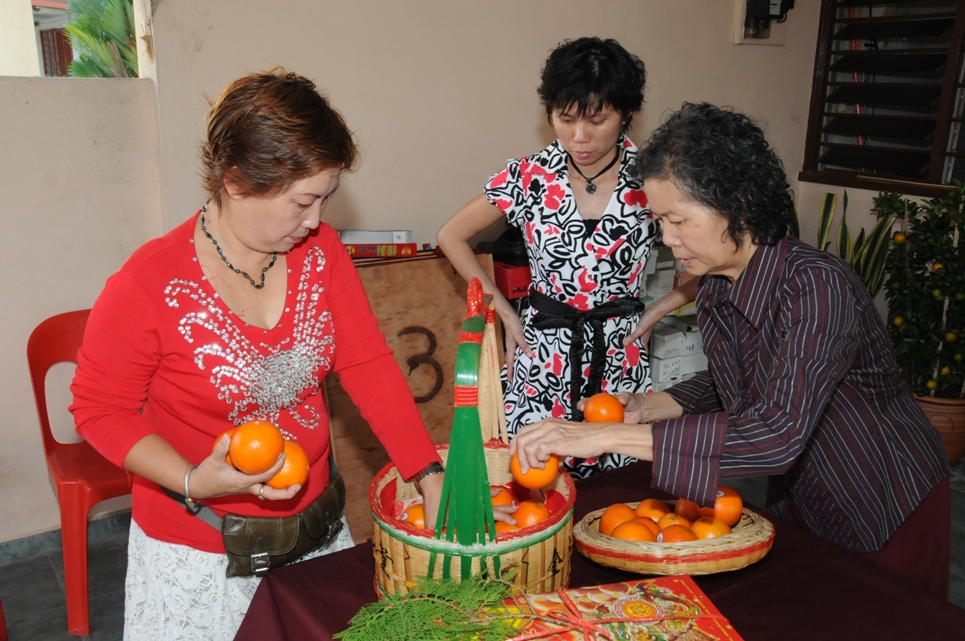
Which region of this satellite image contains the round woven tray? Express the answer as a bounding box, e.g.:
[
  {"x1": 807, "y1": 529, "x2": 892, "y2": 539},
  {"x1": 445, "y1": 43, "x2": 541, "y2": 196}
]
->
[
  {"x1": 369, "y1": 443, "x2": 577, "y2": 596},
  {"x1": 573, "y1": 501, "x2": 775, "y2": 575}
]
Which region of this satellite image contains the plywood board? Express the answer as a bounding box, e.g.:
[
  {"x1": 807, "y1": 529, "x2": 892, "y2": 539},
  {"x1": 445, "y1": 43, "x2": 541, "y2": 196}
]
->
[{"x1": 327, "y1": 252, "x2": 498, "y2": 543}]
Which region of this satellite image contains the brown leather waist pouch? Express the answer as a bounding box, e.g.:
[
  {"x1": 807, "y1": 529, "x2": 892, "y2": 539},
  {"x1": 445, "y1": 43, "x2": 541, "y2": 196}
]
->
[{"x1": 220, "y1": 471, "x2": 346, "y2": 577}]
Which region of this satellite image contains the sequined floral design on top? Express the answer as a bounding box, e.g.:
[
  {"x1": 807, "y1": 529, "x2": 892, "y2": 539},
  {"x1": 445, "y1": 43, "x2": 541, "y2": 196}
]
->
[{"x1": 164, "y1": 247, "x2": 334, "y2": 434}]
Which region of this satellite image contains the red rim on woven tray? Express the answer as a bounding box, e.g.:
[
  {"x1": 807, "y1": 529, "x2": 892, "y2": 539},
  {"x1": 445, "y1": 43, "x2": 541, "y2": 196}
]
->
[{"x1": 573, "y1": 501, "x2": 775, "y2": 575}]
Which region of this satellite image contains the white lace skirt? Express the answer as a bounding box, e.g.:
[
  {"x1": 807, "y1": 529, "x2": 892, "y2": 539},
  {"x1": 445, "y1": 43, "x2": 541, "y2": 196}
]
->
[{"x1": 123, "y1": 516, "x2": 355, "y2": 641}]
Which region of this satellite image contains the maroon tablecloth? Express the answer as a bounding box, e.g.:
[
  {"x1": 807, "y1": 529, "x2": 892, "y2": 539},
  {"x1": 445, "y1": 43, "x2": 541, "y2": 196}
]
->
[{"x1": 235, "y1": 461, "x2": 965, "y2": 640}]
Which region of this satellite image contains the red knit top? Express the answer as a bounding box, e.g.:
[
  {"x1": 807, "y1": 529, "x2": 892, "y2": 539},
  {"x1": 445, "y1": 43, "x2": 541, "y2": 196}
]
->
[{"x1": 71, "y1": 213, "x2": 440, "y2": 553}]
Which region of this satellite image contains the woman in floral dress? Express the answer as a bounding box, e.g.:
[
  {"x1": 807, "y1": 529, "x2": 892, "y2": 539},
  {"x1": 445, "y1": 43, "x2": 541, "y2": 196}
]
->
[{"x1": 437, "y1": 37, "x2": 694, "y2": 479}]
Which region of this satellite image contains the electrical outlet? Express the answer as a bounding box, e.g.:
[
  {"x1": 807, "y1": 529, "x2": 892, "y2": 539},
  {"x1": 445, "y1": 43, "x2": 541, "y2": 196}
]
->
[{"x1": 733, "y1": 0, "x2": 786, "y2": 46}]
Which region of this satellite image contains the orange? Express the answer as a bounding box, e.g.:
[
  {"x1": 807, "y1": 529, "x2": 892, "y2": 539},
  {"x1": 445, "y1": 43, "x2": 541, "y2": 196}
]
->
[
  {"x1": 656, "y1": 524, "x2": 698, "y2": 543},
  {"x1": 229, "y1": 420, "x2": 285, "y2": 474},
  {"x1": 633, "y1": 517, "x2": 661, "y2": 537},
  {"x1": 691, "y1": 517, "x2": 732, "y2": 540},
  {"x1": 265, "y1": 440, "x2": 310, "y2": 489},
  {"x1": 673, "y1": 497, "x2": 702, "y2": 522},
  {"x1": 513, "y1": 500, "x2": 550, "y2": 528},
  {"x1": 634, "y1": 498, "x2": 670, "y2": 519},
  {"x1": 611, "y1": 520, "x2": 658, "y2": 542},
  {"x1": 599, "y1": 503, "x2": 637, "y2": 536},
  {"x1": 583, "y1": 392, "x2": 624, "y2": 423},
  {"x1": 491, "y1": 486, "x2": 516, "y2": 507},
  {"x1": 656, "y1": 512, "x2": 692, "y2": 530},
  {"x1": 400, "y1": 503, "x2": 425, "y2": 529},
  {"x1": 510, "y1": 451, "x2": 560, "y2": 490},
  {"x1": 212, "y1": 428, "x2": 236, "y2": 466},
  {"x1": 713, "y1": 486, "x2": 743, "y2": 527},
  {"x1": 494, "y1": 521, "x2": 520, "y2": 535}
]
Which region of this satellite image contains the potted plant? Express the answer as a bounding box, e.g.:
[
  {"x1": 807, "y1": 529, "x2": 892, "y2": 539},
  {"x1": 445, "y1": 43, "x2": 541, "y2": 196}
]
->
[{"x1": 881, "y1": 183, "x2": 965, "y2": 464}]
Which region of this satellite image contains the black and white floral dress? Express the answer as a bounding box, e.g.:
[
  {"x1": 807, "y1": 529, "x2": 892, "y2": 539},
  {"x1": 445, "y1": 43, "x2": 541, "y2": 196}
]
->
[{"x1": 485, "y1": 137, "x2": 659, "y2": 479}]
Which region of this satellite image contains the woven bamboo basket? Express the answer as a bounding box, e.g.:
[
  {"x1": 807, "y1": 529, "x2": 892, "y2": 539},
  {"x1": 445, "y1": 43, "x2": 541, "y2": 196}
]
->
[
  {"x1": 573, "y1": 501, "x2": 775, "y2": 576},
  {"x1": 370, "y1": 443, "x2": 577, "y2": 597}
]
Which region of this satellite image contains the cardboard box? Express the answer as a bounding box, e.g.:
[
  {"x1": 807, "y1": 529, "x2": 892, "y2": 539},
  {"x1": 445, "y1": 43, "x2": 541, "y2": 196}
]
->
[
  {"x1": 506, "y1": 575, "x2": 744, "y2": 641},
  {"x1": 651, "y1": 324, "x2": 684, "y2": 359},
  {"x1": 493, "y1": 261, "x2": 532, "y2": 300},
  {"x1": 650, "y1": 355, "x2": 681, "y2": 383},
  {"x1": 680, "y1": 351, "x2": 709, "y2": 376}
]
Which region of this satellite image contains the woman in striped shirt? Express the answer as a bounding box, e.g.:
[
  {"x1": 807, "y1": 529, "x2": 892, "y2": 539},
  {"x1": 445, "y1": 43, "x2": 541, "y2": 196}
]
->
[{"x1": 511, "y1": 102, "x2": 950, "y2": 598}]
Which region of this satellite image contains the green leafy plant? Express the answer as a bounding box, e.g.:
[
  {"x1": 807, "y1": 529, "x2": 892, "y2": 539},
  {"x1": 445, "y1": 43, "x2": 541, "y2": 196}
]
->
[
  {"x1": 64, "y1": 0, "x2": 138, "y2": 78},
  {"x1": 816, "y1": 190, "x2": 895, "y2": 298},
  {"x1": 883, "y1": 183, "x2": 965, "y2": 399}
]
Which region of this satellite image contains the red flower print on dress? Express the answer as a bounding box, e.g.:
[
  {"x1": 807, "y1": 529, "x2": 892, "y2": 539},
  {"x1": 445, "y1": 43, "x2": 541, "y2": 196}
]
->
[
  {"x1": 551, "y1": 353, "x2": 564, "y2": 376},
  {"x1": 488, "y1": 169, "x2": 509, "y2": 189},
  {"x1": 583, "y1": 457, "x2": 599, "y2": 465},
  {"x1": 551, "y1": 397, "x2": 566, "y2": 418},
  {"x1": 544, "y1": 183, "x2": 565, "y2": 210},
  {"x1": 578, "y1": 268, "x2": 597, "y2": 293},
  {"x1": 624, "y1": 189, "x2": 648, "y2": 208},
  {"x1": 525, "y1": 385, "x2": 538, "y2": 396},
  {"x1": 594, "y1": 237, "x2": 626, "y2": 260},
  {"x1": 625, "y1": 343, "x2": 640, "y2": 367},
  {"x1": 628, "y1": 260, "x2": 643, "y2": 287},
  {"x1": 525, "y1": 221, "x2": 536, "y2": 244},
  {"x1": 545, "y1": 224, "x2": 562, "y2": 236},
  {"x1": 568, "y1": 293, "x2": 590, "y2": 311},
  {"x1": 492, "y1": 198, "x2": 513, "y2": 214}
]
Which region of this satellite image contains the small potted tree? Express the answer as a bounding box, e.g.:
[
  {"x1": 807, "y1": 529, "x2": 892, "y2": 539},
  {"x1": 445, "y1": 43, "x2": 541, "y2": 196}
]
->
[{"x1": 882, "y1": 184, "x2": 965, "y2": 464}]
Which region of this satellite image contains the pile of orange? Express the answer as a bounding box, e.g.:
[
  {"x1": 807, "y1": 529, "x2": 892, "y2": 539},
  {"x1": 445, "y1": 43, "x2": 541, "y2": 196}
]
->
[
  {"x1": 600, "y1": 486, "x2": 742, "y2": 544},
  {"x1": 212, "y1": 420, "x2": 309, "y2": 490}
]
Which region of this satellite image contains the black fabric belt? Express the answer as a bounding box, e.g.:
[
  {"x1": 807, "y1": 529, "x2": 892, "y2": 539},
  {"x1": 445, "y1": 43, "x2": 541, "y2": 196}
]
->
[{"x1": 529, "y1": 289, "x2": 645, "y2": 421}]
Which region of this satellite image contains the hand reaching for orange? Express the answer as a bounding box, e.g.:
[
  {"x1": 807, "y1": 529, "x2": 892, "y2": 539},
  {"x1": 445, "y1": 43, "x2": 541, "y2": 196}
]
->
[{"x1": 511, "y1": 451, "x2": 559, "y2": 490}]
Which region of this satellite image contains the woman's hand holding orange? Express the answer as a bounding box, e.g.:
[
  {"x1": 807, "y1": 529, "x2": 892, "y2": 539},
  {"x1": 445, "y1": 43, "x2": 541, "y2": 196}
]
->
[{"x1": 191, "y1": 433, "x2": 302, "y2": 502}]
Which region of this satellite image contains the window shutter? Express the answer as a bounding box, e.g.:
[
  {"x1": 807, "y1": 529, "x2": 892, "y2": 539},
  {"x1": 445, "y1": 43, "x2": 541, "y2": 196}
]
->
[{"x1": 801, "y1": 0, "x2": 965, "y2": 196}]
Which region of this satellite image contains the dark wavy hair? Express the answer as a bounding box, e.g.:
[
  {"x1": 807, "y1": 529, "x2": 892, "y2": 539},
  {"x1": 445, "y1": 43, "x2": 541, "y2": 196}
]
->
[
  {"x1": 634, "y1": 103, "x2": 794, "y2": 246},
  {"x1": 537, "y1": 37, "x2": 646, "y2": 132},
  {"x1": 200, "y1": 68, "x2": 358, "y2": 207}
]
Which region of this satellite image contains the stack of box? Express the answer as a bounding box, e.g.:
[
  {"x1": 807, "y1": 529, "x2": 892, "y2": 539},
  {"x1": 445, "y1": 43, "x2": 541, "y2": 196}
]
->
[
  {"x1": 640, "y1": 245, "x2": 697, "y2": 316},
  {"x1": 649, "y1": 316, "x2": 707, "y2": 392}
]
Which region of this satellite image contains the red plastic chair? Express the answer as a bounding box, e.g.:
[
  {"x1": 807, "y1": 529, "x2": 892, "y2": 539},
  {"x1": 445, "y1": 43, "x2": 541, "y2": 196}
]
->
[
  {"x1": 0, "y1": 598, "x2": 8, "y2": 641},
  {"x1": 27, "y1": 310, "x2": 133, "y2": 636}
]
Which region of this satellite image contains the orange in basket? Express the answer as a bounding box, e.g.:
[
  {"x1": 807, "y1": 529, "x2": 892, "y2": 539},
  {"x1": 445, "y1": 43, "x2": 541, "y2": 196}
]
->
[
  {"x1": 656, "y1": 513, "x2": 692, "y2": 530},
  {"x1": 513, "y1": 500, "x2": 550, "y2": 528},
  {"x1": 611, "y1": 520, "x2": 657, "y2": 542},
  {"x1": 400, "y1": 504, "x2": 425, "y2": 529},
  {"x1": 635, "y1": 498, "x2": 670, "y2": 519},
  {"x1": 691, "y1": 517, "x2": 732, "y2": 540},
  {"x1": 633, "y1": 517, "x2": 661, "y2": 537},
  {"x1": 491, "y1": 486, "x2": 516, "y2": 506},
  {"x1": 657, "y1": 524, "x2": 697, "y2": 543},
  {"x1": 714, "y1": 486, "x2": 744, "y2": 526},
  {"x1": 599, "y1": 503, "x2": 637, "y2": 536}
]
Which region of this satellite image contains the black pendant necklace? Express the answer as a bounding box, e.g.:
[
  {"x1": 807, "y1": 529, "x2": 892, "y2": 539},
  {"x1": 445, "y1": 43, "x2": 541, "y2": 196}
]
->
[
  {"x1": 199, "y1": 204, "x2": 277, "y2": 289},
  {"x1": 567, "y1": 148, "x2": 620, "y2": 194}
]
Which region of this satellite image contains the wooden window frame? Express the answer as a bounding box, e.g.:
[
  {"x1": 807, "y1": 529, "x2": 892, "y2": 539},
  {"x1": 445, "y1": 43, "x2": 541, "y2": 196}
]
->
[{"x1": 800, "y1": 0, "x2": 965, "y2": 198}]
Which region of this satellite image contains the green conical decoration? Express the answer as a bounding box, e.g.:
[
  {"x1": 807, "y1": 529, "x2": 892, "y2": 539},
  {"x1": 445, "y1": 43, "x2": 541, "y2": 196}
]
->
[{"x1": 429, "y1": 278, "x2": 499, "y2": 580}]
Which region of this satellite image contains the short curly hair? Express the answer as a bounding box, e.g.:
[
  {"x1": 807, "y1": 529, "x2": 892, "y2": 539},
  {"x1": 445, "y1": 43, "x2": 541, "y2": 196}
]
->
[
  {"x1": 633, "y1": 102, "x2": 794, "y2": 247},
  {"x1": 537, "y1": 37, "x2": 646, "y2": 132},
  {"x1": 200, "y1": 68, "x2": 358, "y2": 207}
]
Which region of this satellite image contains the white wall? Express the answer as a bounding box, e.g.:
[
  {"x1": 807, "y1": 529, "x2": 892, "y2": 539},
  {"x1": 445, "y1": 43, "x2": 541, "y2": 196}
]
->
[
  {"x1": 0, "y1": 0, "x2": 827, "y2": 544},
  {"x1": 0, "y1": 0, "x2": 41, "y2": 76},
  {"x1": 150, "y1": 0, "x2": 822, "y2": 241},
  {"x1": 0, "y1": 77, "x2": 163, "y2": 543}
]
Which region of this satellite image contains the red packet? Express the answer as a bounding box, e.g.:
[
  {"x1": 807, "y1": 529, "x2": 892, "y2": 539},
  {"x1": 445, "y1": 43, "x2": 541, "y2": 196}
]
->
[{"x1": 504, "y1": 575, "x2": 744, "y2": 640}]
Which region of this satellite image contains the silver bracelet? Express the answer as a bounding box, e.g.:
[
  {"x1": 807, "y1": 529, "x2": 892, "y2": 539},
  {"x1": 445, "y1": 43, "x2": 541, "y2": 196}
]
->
[
  {"x1": 183, "y1": 465, "x2": 198, "y2": 509},
  {"x1": 412, "y1": 461, "x2": 445, "y2": 494}
]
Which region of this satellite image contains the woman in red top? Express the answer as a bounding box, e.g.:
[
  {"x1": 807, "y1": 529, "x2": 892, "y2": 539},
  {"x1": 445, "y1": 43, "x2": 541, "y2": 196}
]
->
[{"x1": 70, "y1": 69, "x2": 444, "y2": 640}]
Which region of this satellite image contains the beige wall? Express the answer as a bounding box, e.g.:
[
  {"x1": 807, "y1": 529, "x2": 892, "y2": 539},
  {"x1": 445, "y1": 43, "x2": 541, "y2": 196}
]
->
[
  {"x1": 0, "y1": 77, "x2": 163, "y2": 543},
  {"x1": 0, "y1": 0, "x2": 41, "y2": 76},
  {"x1": 1, "y1": 0, "x2": 827, "y2": 544},
  {"x1": 151, "y1": 0, "x2": 822, "y2": 241}
]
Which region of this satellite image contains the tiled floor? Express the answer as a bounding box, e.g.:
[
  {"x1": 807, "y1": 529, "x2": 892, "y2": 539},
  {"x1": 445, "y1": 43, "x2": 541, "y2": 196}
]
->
[{"x1": 2, "y1": 459, "x2": 964, "y2": 640}]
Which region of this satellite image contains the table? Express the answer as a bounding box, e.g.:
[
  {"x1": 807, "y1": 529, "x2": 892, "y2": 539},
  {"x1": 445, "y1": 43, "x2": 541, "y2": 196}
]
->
[{"x1": 235, "y1": 461, "x2": 965, "y2": 640}]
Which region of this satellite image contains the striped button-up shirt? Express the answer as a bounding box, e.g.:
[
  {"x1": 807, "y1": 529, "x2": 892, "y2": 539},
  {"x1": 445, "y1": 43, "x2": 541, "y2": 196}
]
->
[{"x1": 652, "y1": 236, "x2": 948, "y2": 553}]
